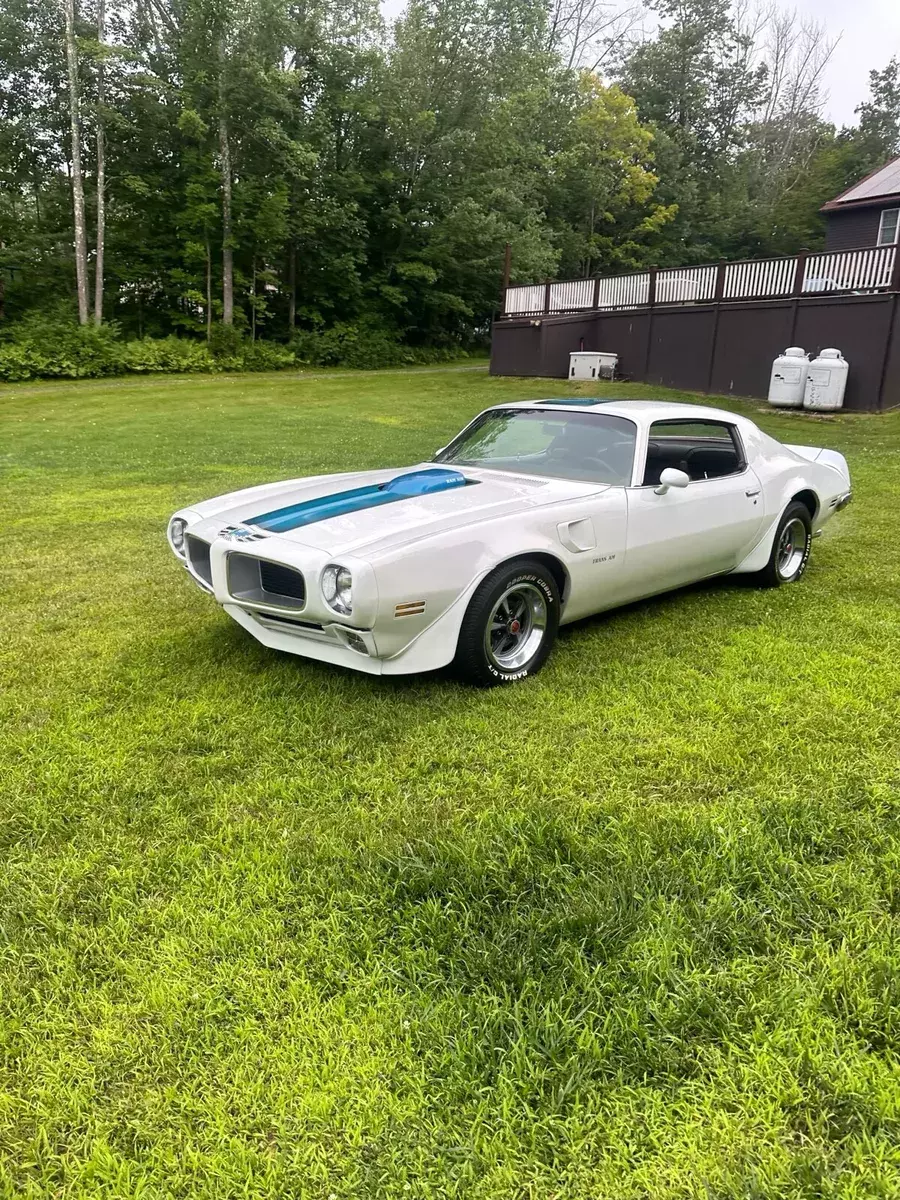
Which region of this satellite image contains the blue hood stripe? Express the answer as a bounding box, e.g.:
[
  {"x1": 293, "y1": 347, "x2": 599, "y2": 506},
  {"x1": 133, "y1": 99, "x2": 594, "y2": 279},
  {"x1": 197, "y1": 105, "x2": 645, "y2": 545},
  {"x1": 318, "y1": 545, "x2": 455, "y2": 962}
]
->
[{"x1": 249, "y1": 468, "x2": 468, "y2": 533}]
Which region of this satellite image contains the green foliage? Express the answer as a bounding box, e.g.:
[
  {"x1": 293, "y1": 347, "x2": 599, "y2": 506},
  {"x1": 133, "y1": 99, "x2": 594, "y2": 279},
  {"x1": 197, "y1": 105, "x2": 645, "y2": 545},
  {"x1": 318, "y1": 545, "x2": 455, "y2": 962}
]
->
[
  {"x1": 614, "y1": 7, "x2": 900, "y2": 262},
  {"x1": 118, "y1": 337, "x2": 218, "y2": 374},
  {"x1": 1, "y1": 367, "x2": 899, "y2": 1194},
  {"x1": 0, "y1": 313, "x2": 125, "y2": 380},
  {"x1": 217, "y1": 340, "x2": 298, "y2": 372},
  {"x1": 290, "y1": 321, "x2": 468, "y2": 369},
  {"x1": 207, "y1": 323, "x2": 245, "y2": 360},
  {"x1": 0, "y1": 314, "x2": 299, "y2": 381},
  {"x1": 2, "y1": 0, "x2": 899, "y2": 355}
]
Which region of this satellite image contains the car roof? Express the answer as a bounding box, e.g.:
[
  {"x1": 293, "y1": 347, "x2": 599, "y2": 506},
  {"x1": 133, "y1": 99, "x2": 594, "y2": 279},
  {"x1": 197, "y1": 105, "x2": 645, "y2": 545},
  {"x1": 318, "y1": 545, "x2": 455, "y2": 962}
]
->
[{"x1": 503, "y1": 397, "x2": 755, "y2": 428}]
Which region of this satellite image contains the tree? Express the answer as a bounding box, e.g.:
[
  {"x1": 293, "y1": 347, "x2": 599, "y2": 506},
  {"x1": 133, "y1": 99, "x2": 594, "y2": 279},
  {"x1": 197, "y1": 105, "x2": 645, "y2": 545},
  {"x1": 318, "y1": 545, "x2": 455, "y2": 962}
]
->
[
  {"x1": 62, "y1": 0, "x2": 89, "y2": 323},
  {"x1": 544, "y1": 75, "x2": 673, "y2": 276},
  {"x1": 846, "y1": 57, "x2": 900, "y2": 178},
  {"x1": 9, "y1": 0, "x2": 893, "y2": 353},
  {"x1": 92, "y1": 0, "x2": 105, "y2": 323},
  {"x1": 545, "y1": 0, "x2": 641, "y2": 73},
  {"x1": 614, "y1": 0, "x2": 768, "y2": 260},
  {"x1": 217, "y1": 43, "x2": 233, "y2": 326}
]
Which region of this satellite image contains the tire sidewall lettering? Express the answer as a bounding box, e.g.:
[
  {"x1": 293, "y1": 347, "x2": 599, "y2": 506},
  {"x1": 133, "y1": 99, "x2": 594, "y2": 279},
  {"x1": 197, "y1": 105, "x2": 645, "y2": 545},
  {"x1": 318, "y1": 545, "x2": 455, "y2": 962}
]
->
[
  {"x1": 501, "y1": 572, "x2": 555, "y2": 608},
  {"x1": 796, "y1": 533, "x2": 811, "y2": 579}
]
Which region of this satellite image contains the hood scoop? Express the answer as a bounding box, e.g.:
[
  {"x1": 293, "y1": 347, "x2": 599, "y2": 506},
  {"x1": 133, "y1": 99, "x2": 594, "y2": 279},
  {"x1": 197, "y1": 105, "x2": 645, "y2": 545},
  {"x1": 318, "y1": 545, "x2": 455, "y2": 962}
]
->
[{"x1": 248, "y1": 468, "x2": 469, "y2": 533}]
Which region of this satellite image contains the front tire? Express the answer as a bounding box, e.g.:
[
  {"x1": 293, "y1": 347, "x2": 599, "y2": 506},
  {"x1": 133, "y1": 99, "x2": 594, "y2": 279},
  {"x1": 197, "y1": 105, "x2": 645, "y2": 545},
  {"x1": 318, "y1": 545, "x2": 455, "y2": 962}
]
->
[
  {"x1": 454, "y1": 559, "x2": 560, "y2": 687},
  {"x1": 755, "y1": 501, "x2": 812, "y2": 588}
]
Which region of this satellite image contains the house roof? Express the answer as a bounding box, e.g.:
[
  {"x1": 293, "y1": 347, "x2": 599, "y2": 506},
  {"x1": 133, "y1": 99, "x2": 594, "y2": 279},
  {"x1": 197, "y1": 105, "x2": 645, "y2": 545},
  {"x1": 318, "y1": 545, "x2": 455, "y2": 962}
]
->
[{"x1": 822, "y1": 154, "x2": 900, "y2": 211}]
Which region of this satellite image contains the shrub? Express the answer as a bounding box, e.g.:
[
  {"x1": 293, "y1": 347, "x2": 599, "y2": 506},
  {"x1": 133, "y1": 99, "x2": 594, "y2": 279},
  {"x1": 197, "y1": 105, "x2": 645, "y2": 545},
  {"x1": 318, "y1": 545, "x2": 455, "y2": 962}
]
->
[
  {"x1": 227, "y1": 341, "x2": 298, "y2": 372},
  {"x1": 0, "y1": 312, "x2": 464, "y2": 384},
  {"x1": 119, "y1": 337, "x2": 217, "y2": 374},
  {"x1": 207, "y1": 324, "x2": 245, "y2": 360},
  {"x1": 290, "y1": 322, "x2": 466, "y2": 370},
  {"x1": 0, "y1": 315, "x2": 125, "y2": 381}
]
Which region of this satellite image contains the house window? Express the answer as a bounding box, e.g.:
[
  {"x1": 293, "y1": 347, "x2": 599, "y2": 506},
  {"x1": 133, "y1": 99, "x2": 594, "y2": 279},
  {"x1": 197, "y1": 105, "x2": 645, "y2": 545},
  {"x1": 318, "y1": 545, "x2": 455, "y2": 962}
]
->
[{"x1": 878, "y1": 208, "x2": 899, "y2": 245}]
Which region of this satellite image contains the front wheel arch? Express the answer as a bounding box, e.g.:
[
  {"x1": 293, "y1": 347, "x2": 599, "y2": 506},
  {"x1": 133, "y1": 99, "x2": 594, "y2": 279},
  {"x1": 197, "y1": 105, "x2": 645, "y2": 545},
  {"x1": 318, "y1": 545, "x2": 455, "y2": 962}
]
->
[{"x1": 490, "y1": 550, "x2": 570, "y2": 607}]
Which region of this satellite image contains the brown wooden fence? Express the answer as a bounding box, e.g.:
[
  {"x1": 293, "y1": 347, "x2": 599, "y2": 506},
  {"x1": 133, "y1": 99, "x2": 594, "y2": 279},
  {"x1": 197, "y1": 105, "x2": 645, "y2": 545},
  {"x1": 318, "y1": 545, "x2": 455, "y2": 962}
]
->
[{"x1": 491, "y1": 257, "x2": 900, "y2": 411}]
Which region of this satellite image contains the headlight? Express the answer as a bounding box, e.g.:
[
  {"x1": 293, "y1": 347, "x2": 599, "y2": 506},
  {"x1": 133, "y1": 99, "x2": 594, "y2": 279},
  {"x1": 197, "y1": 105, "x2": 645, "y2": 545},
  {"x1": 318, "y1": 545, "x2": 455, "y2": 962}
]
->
[
  {"x1": 169, "y1": 517, "x2": 187, "y2": 555},
  {"x1": 322, "y1": 564, "x2": 353, "y2": 615}
]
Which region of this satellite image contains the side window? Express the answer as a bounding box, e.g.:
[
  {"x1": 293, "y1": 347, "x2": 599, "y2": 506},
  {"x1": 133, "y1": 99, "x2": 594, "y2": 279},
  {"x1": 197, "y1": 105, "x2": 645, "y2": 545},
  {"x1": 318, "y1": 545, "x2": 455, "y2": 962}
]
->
[{"x1": 642, "y1": 420, "x2": 744, "y2": 485}]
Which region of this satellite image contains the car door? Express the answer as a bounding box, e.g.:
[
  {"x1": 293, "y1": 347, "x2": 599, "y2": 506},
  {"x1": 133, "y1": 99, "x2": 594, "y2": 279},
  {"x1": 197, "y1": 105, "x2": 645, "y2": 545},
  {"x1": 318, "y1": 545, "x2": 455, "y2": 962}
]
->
[
  {"x1": 552, "y1": 486, "x2": 631, "y2": 622},
  {"x1": 622, "y1": 419, "x2": 765, "y2": 598}
]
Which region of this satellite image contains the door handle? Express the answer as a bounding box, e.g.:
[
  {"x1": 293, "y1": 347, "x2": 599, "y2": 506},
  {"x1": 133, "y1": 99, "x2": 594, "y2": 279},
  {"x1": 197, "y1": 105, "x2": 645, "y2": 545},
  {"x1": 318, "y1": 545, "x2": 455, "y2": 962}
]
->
[{"x1": 745, "y1": 489, "x2": 760, "y2": 497}]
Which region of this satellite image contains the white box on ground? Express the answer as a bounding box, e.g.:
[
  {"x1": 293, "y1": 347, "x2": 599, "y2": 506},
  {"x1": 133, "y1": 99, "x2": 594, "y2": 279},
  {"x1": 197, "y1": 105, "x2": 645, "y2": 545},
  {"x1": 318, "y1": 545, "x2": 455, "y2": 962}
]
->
[{"x1": 569, "y1": 351, "x2": 618, "y2": 381}]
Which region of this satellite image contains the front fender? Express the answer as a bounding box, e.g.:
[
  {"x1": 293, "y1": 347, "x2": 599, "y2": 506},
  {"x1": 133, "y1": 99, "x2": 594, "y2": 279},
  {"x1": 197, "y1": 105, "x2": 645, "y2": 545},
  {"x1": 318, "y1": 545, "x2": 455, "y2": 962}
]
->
[
  {"x1": 380, "y1": 572, "x2": 487, "y2": 674},
  {"x1": 369, "y1": 525, "x2": 576, "y2": 664}
]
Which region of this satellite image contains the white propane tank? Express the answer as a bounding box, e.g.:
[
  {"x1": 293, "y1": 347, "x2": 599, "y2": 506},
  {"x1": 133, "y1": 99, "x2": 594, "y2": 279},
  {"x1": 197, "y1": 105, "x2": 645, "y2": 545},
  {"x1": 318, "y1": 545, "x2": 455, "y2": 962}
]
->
[
  {"x1": 803, "y1": 348, "x2": 848, "y2": 411},
  {"x1": 767, "y1": 347, "x2": 809, "y2": 408}
]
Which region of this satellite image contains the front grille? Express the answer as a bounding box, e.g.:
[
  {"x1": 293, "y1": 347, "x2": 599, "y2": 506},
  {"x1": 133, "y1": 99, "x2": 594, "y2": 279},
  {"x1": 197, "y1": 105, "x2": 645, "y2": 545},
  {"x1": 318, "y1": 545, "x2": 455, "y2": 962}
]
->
[
  {"x1": 226, "y1": 552, "x2": 306, "y2": 611},
  {"x1": 259, "y1": 559, "x2": 306, "y2": 601},
  {"x1": 186, "y1": 535, "x2": 212, "y2": 587}
]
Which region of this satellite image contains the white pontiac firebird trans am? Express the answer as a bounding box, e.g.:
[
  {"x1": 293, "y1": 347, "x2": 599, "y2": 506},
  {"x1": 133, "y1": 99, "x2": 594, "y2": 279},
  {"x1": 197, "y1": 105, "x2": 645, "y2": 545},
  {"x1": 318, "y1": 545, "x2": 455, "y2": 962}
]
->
[{"x1": 167, "y1": 399, "x2": 852, "y2": 686}]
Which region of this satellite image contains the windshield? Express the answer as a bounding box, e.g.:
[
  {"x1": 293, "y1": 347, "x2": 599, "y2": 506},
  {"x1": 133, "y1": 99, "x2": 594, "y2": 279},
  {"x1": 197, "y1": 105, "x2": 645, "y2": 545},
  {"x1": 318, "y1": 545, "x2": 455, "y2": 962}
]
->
[{"x1": 435, "y1": 409, "x2": 636, "y2": 485}]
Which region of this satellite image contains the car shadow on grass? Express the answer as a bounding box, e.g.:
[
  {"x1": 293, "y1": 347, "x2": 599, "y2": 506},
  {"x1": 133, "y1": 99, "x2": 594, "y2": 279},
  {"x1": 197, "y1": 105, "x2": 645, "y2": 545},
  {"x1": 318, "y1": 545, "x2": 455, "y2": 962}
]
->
[
  {"x1": 557, "y1": 571, "x2": 763, "y2": 643},
  {"x1": 153, "y1": 570, "x2": 771, "y2": 707}
]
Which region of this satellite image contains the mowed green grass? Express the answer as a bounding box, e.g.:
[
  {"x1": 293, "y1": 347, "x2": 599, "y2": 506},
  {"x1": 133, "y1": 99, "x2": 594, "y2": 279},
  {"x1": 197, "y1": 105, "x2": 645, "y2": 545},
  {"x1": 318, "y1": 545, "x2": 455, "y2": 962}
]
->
[{"x1": 2, "y1": 365, "x2": 900, "y2": 1199}]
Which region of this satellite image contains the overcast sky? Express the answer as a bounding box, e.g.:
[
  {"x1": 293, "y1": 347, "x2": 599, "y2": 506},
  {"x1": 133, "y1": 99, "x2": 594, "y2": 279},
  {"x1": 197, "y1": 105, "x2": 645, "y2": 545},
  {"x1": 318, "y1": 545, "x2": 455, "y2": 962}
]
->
[
  {"x1": 793, "y1": 0, "x2": 900, "y2": 124},
  {"x1": 381, "y1": 0, "x2": 900, "y2": 128}
]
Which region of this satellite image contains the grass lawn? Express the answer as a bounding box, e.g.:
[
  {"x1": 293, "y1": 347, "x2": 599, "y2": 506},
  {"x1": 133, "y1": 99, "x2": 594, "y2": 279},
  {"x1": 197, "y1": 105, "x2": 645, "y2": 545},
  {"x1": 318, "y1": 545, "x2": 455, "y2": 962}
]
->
[{"x1": 2, "y1": 365, "x2": 900, "y2": 1198}]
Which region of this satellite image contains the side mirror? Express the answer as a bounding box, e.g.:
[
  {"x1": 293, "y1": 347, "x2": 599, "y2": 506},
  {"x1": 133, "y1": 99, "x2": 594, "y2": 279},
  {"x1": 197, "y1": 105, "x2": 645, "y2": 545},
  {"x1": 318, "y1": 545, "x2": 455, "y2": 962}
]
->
[{"x1": 654, "y1": 467, "x2": 690, "y2": 495}]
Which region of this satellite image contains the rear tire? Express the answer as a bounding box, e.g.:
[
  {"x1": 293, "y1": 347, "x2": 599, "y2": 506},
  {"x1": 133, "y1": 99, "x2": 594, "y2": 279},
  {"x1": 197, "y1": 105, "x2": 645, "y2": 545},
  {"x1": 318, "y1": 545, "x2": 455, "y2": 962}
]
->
[
  {"x1": 454, "y1": 559, "x2": 560, "y2": 687},
  {"x1": 755, "y1": 501, "x2": 812, "y2": 588}
]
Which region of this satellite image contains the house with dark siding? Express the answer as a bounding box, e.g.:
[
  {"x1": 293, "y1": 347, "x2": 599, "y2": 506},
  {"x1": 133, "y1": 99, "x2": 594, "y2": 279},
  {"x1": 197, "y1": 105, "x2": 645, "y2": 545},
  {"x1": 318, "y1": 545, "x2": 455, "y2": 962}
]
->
[
  {"x1": 491, "y1": 153, "x2": 900, "y2": 409},
  {"x1": 822, "y1": 155, "x2": 900, "y2": 251}
]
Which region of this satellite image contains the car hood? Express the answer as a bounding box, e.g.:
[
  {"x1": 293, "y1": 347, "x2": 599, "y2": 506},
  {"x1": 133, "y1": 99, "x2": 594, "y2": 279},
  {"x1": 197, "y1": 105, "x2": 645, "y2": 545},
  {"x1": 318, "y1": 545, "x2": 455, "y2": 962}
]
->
[{"x1": 198, "y1": 464, "x2": 608, "y2": 557}]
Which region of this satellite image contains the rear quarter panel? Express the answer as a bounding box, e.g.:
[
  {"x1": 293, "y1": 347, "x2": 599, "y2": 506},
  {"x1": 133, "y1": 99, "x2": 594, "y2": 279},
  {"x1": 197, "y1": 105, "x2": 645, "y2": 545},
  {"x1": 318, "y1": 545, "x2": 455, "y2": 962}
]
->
[{"x1": 733, "y1": 428, "x2": 849, "y2": 572}]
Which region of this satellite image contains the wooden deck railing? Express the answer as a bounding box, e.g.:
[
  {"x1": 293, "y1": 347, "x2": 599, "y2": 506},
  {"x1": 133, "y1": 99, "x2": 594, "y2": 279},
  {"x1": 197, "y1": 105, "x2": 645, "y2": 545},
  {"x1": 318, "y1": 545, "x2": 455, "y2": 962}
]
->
[{"x1": 502, "y1": 243, "x2": 900, "y2": 317}]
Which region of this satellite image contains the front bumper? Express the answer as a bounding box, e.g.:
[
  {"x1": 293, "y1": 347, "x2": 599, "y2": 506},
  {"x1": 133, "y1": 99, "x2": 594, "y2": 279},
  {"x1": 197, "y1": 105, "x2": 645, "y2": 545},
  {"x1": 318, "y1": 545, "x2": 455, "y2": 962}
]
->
[
  {"x1": 169, "y1": 512, "x2": 480, "y2": 676},
  {"x1": 172, "y1": 519, "x2": 456, "y2": 675},
  {"x1": 225, "y1": 604, "x2": 386, "y2": 674}
]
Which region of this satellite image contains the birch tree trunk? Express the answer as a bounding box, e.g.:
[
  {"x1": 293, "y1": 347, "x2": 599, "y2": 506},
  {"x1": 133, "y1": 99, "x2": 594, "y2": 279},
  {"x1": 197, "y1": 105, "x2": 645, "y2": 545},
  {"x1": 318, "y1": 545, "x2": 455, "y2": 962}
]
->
[
  {"x1": 218, "y1": 44, "x2": 234, "y2": 326},
  {"x1": 63, "y1": 0, "x2": 90, "y2": 324},
  {"x1": 93, "y1": 0, "x2": 106, "y2": 325}
]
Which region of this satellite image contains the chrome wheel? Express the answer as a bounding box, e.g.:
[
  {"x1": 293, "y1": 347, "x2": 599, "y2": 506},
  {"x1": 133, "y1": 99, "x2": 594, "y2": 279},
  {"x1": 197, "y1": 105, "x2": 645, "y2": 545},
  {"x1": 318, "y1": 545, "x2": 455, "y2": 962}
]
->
[
  {"x1": 777, "y1": 517, "x2": 808, "y2": 580},
  {"x1": 484, "y1": 582, "x2": 548, "y2": 671}
]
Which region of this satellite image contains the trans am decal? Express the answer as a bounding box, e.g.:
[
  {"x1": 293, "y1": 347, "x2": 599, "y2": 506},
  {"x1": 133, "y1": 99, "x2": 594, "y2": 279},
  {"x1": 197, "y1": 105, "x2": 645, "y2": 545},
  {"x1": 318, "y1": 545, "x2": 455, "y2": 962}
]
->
[{"x1": 249, "y1": 468, "x2": 468, "y2": 534}]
